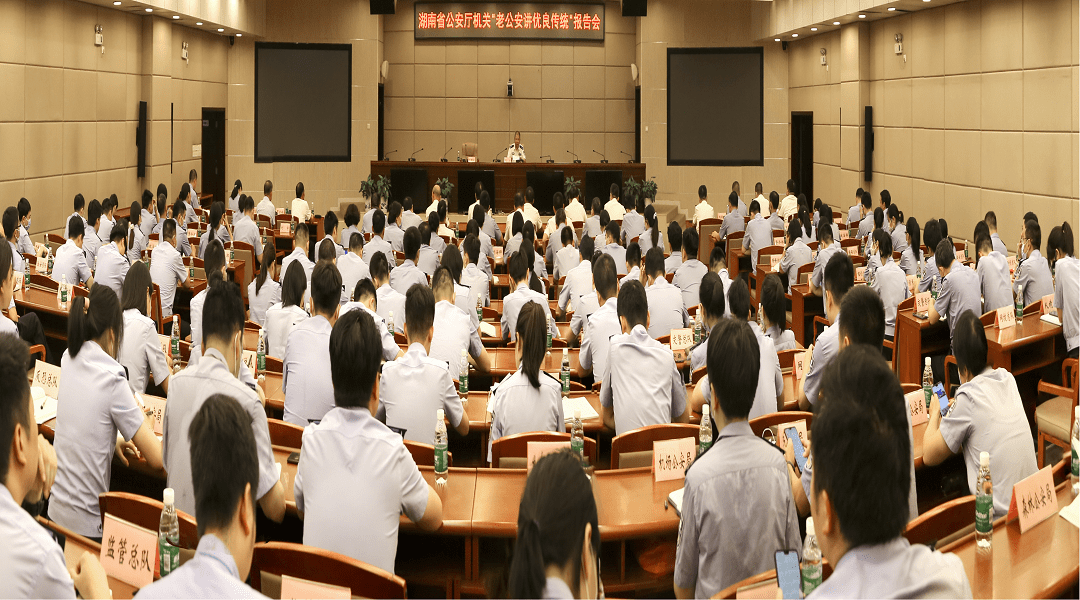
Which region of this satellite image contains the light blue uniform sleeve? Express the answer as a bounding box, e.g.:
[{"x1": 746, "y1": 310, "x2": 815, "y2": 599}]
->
[{"x1": 672, "y1": 481, "x2": 700, "y2": 591}]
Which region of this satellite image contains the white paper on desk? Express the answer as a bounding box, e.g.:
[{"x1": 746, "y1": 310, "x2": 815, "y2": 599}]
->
[
  {"x1": 666, "y1": 487, "x2": 685, "y2": 517},
  {"x1": 479, "y1": 321, "x2": 497, "y2": 337},
  {"x1": 32, "y1": 388, "x2": 57, "y2": 425},
  {"x1": 563, "y1": 396, "x2": 599, "y2": 422},
  {"x1": 1040, "y1": 313, "x2": 1062, "y2": 327},
  {"x1": 1059, "y1": 494, "x2": 1080, "y2": 529}
]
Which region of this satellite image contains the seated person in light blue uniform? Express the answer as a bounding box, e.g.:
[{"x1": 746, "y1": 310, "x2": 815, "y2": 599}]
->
[
  {"x1": 0, "y1": 334, "x2": 112, "y2": 600},
  {"x1": 928, "y1": 239, "x2": 982, "y2": 385},
  {"x1": 389, "y1": 226, "x2": 429, "y2": 295},
  {"x1": 600, "y1": 280, "x2": 688, "y2": 436},
  {"x1": 806, "y1": 345, "x2": 971, "y2": 600},
  {"x1": 643, "y1": 248, "x2": 688, "y2": 339},
  {"x1": 742, "y1": 199, "x2": 772, "y2": 267},
  {"x1": 362, "y1": 209, "x2": 396, "y2": 269},
  {"x1": 778, "y1": 218, "x2": 813, "y2": 291},
  {"x1": 599, "y1": 220, "x2": 627, "y2": 276},
  {"x1": 248, "y1": 245, "x2": 282, "y2": 327},
  {"x1": 798, "y1": 252, "x2": 854, "y2": 411},
  {"x1": 140, "y1": 395, "x2": 272, "y2": 599},
  {"x1": 761, "y1": 274, "x2": 798, "y2": 351},
  {"x1": 295, "y1": 309, "x2": 443, "y2": 573},
  {"x1": 578, "y1": 255, "x2": 620, "y2": 384},
  {"x1": 711, "y1": 191, "x2": 746, "y2": 243},
  {"x1": 119, "y1": 261, "x2": 173, "y2": 395},
  {"x1": 674, "y1": 316, "x2": 801, "y2": 600},
  {"x1": 868, "y1": 230, "x2": 911, "y2": 340},
  {"x1": 810, "y1": 221, "x2": 842, "y2": 297},
  {"x1": 855, "y1": 191, "x2": 875, "y2": 240},
  {"x1": 974, "y1": 234, "x2": 1011, "y2": 313},
  {"x1": 508, "y1": 451, "x2": 600, "y2": 600},
  {"x1": 620, "y1": 242, "x2": 641, "y2": 288},
  {"x1": 638, "y1": 204, "x2": 664, "y2": 256},
  {"x1": 92, "y1": 222, "x2": 130, "y2": 300},
  {"x1": 197, "y1": 202, "x2": 231, "y2": 260},
  {"x1": 283, "y1": 262, "x2": 341, "y2": 425},
  {"x1": 918, "y1": 220, "x2": 942, "y2": 293},
  {"x1": 558, "y1": 236, "x2": 594, "y2": 320},
  {"x1": 501, "y1": 251, "x2": 558, "y2": 344},
  {"x1": 378, "y1": 284, "x2": 469, "y2": 445},
  {"x1": 1047, "y1": 222, "x2": 1079, "y2": 358},
  {"x1": 887, "y1": 204, "x2": 908, "y2": 255},
  {"x1": 664, "y1": 221, "x2": 683, "y2": 274},
  {"x1": 898, "y1": 217, "x2": 922, "y2": 276},
  {"x1": 1015, "y1": 219, "x2": 1054, "y2": 306},
  {"x1": 673, "y1": 228, "x2": 708, "y2": 311}
]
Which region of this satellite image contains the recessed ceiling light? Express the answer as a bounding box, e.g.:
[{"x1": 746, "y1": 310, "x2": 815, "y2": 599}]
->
[
  {"x1": 235, "y1": 33, "x2": 242, "y2": 37},
  {"x1": 172, "y1": 15, "x2": 180, "y2": 19},
  {"x1": 113, "y1": 1, "x2": 120, "y2": 5},
  {"x1": 217, "y1": 28, "x2": 224, "y2": 32},
  {"x1": 810, "y1": 27, "x2": 818, "y2": 31},
  {"x1": 833, "y1": 21, "x2": 841, "y2": 25},
  {"x1": 196, "y1": 22, "x2": 203, "y2": 25},
  {"x1": 858, "y1": 14, "x2": 866, "y2": 18},
  {"x1": 775, "y1": 38, "x2": 781, "y2": 42},
  {"x1": 888, "y1": 7, "x2": 896, "y2": 10},
  {"x1": 792, "y1": 33, "x2": 798, "y2": 37},
  {"x1": 145, "y1": 7, "x2": 152, "y2": 12}
]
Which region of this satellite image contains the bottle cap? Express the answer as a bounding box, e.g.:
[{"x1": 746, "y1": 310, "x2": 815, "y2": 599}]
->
[
  {"x1": 925, "y1": 357, "x2": 931, "y2": 366},
  {"x1": 979, "y1": 451, "x2": 989, "y2": 467},
  {"x1": 574, "y1": 408, "x2": 581, "y2": 419},
  {"x1": 436, "y1": 408, "x2": 444, "y2": 420},
  {"x1": 805, "y1": 516, "x2": 815, "y2": 537},
  {"x1": 563, "y1": 347, "x2": 568, "y2": 356},
  {"x1": 702, "y1": 404, "x2": 710, "y2": 415},
  {"x1": 461, "y1": 348, "x2": 467, "y2": 356},
  {"x1": 163, "y1": 488, "x2": 174, "y2": 506}
]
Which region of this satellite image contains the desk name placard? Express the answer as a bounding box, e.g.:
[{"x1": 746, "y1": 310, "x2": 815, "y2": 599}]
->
[
  {"x1": 100, "y1": 513, "x2": 157, "y2": 589},
  {"x1": 1006, "y1": 466, "x2": 1057, "y2": 533},
  {"x1": 654, "y1": 437, "x2": 695, "y2": 482}
]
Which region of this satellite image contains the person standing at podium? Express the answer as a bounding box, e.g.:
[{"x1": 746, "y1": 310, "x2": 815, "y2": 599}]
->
[{"x1": 506, "y1": 131, "x2": 526, "y2": 163}]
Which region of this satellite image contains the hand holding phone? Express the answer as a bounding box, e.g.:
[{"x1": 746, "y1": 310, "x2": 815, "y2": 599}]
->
[
  {"x1": 933, "y1": 383, "x2": 949, "y2": 416},
  {"x1": 785, "y1": 427, "x2": 809, "y2": 475},
  {"x1": 775, "y1": 550, "x2": 801, "y2": 600}
]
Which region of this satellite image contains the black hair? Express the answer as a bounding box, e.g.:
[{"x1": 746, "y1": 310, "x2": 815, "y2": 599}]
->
[
  {"x1": 178, "y1": 187, "x2": 189, "y2": 203},
  {"x1": 87, "y1": 199, "x2": 102, "y2": 228},
  {"x1": 127, "y1": 202, "x2": 141, "y2": 251},
  {"x1": 511, "y1": 212, "x2": 524, "y2": 238},
  {"x1": 188, "y1": 394, "x2": 259, "y2": 537},
  {"x1": 480, "y1": 190, "x2": 491, "y2": 211},
  {"x1": 873, "y1": 207, "x2": 884, "y2": 230},
  {"x1": 816, "y1": 219, "x2": 834, "y2": 245},
  {"x1": 578, "y1": 234, "x2": 594, "y2": 261},
  {"x1": 560, "y1": 224, "x2": 573, "y2": 246},
  {"x1": 509, "y1": 450, "x2": 599, "y2": 599},
  {"x1": 748, "y1": 200, "x2": 760, "y2": 215},
  {"x1": 353, "y1": 278, "x2": 377, "y2": 303},
  {"x1": 593, "y1": 254, "x2": 618, "y2": 301},
  {"x1": 861, "y1": 191, "x2": 873, "y2": 210},
  {"x1": 2, "y1": 207, "x2": 17, "y2": 240},
  {"x1": 369, "y1": 251, "x2": 390, "y2": 284},
  {"x1": 667, "y1": 221, "x2": 682, "y2": 252},
  {"x1": 973, "y1": 220, "x2": 989, "y2": 244},
  {"x1": 616, "y1": 279, "x2": 648, "y2": 329},
  {"x1": 372, "y1": 208, "x2": 386, "y2": 235},
  {"x1": 682, "y1": 228, "x2": 699, "y2": 259},
  {"x1": 263, "y1": 180, "x2": 273, "y2": 196},
  {"x1": 873, "y1": 228, "x2": 893, "y2": 258},
  {"x1": 293, "y1": 181, "x2": 304, "y2": 199},
  {"x1": 67, "y1": 215, "x2": 85, "y2": 241},
  {"x1": 1025, "y1": 220, "x2": 1042, "y2": 251},
  {"x1": 923, "y1": 220, "x2": 942, "y2": 256},
  {"x1": 171, "y1": 200, "x2": 185, "y2": 220},
  {"x1": 387, "y1": 201, "x2": 402, "y2": 226},
  {"x1": 644, "y1": 247, "x2": 665, "y2": 279},
  {"x1": 727, "y1": 278, "x2": 751, "y2": 321},
  {"x1": 728, "y1": 191, "x2": 739, "y2": 209},
  {"x1": 609, "y1": 183, "x2": 620, "y2": 199},
  {"x1": 507, "y1": 248, "x2": 528, "y2": 286},
  {"x1": 474, "y1": 181, "x2": 484, "y2": 199},
  {"x1": 514, "y1": 192, "x2": 525, "y2": 209},
  {"x1": 230, "y1": 180, "x2": 242, "y2": 203},
  {"x1": 294, "y1": 222, "x2": 310, "y2": 245},
  {"x1": 838, "y1": 286, "x2": 885, "y2": 349},
  {"x1": 975, "y1": 233, "x2": 993, "y2": 256},
  {"x1": 625, "y1": 242, "x2": 641, "y2": 270},
  {"x1": 812, "y1": 345, "x2": 910, "y2": 548},
  {"x1": 953, "y1": 310, "x2": 988, "y2": 377},
  {"x1": 709, "y1": 245, "x2": 727, "y2": 270},
  {"x1": 207, "y1": 201, "x2": 225, "y2": 246},
  {"x1": 120, "y1": 260, "x2": 153, "y2": 316},
  {"x1": 440, "y1": 245, "x2": 463, "y2": 283},
  {"x1": 161, "y1": 217, "x2": 176, "y2": 243},
  {"x1": 706, "y1": 318, "x2": 760, "y2": 420},
  {"x1": 401, "y1": 196, "x2": 413, "y2": 212},
  {"x1": 698, "y1": 185, "x2": 707, "y2": 199},
  {"x1": 203, "y1": 241, "x2": 226, "y2": 293},
  {"x1": 906, "y1": 218, "x2": 921, "y2": 257},
  {"x1": 516, "y1": 302, "x2": 547, "y2": 389},
  {"x1": 799, "y1": 208, "x2": 813, "y2": 239},
  {"x1": 141, "y1": 190, "x2": 153, "y2": 211},
  {"x1": 255, "y1": 244, "x2": 276, "y2": 294},
  {"x1": 344, "y1": 203, "x2": 360, "y2": 228},
  {"x1": 591, "y1": 197, "x2": 602, "y2": 216},
  {"x1": 823, "y1": 252, "x2": 855, "y2": 304},
  {"x1": 348, "y1": 232, "x2": 364, "y2": 253},
  {"x1": 0, "y1": 334, "x2": 32, "y2": 484},
  {"x1": 786, "y1": 179, "x2": 797, "y2": 194},
  {"x1": 937, "y1": 218, "x2": 949, "y2": 240},
  {"x1": 431, "y1": 266, "x2": 455, "y2": 300},
  {"x1": 0, "y1": 239, "x2": 10, "y2": 291},
  {"x1": 281, "y1": 261, "x2": 308, "y2": 308},
  {"x1": 604, "y1": 220, "x2": 620, "y2": 246},
  {"x1": 787, "y1": 218, "x2": 803, "y2": 247},
  {"x1": 321, "y1": 210, "x2": 337, "y2": 237},
  {"x1": 643, "y1": 205, "x2": 660, "y2": 249},
  {"x1": 68, "y1": 283, "x2": 123, "y2": 358},
  {"x1": 886, "y1": 204, "x2": 903, "y2": 225},
  {"x1": 311, "y1": 262, "x2": 342, "y2": 316},
  {"x1": 471, "y1": 205, "x2": 486, "y2": 229},
  {"x1": 525, "y1": 187, "x2": 535, "y2": 205},
  {"x1": 698, "y1": 272, "x2": 725, "y2": 321},
  {"x1": 983, "y1": 211, "x2": 997, "y2": 229},
  {"x1": 463, "y1": 234, "x2": 481, "y2": 266},
  {"x1": 761, "y1": 274, "x2": 786, "y2": 330},
  {"x1": 403, "y1": 226, "x2": 421, "y2": 261},
  {"x1": 428, "y1": 211, "x2": 440, "y2": 238},
  {"x1": 404, "y1": 283, "x2": 435, "y2": 341},
  {"x1": 769, "y1": 191, "x2": 780, "y2": 211},
  {"x1": 156, "y1": 194, "x2": 167, "y2": 218},
  {"x1": 935, "y1": 238, "x2": 955, "y2": 270},
  {"x1": 73, "y1": 193, "x2": 85, "y2": 213},
  {"x1": 552, "y1": 192, "x2": 564, "y2": 211},
  {"x1": 879, "y1": 189, "x2": 891, "y2": 207},
  {"x1": 598, "y1": 210, "x2": 610, "y2": 230},
  {"x1": 1047, "y1": 222, "x2": 1075, "y2": 263},
  {"x1": 202, "y1": 281, "x2": 245, "y2": 347}
]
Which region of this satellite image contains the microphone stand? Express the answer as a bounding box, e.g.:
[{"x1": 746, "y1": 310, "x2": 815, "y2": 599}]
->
[
  {"x1": 440, "y1": 147, "x2": 453, "y2": 162},
  {"x1": 620, "y1": 150, "x2": 636, "y2": 164},
  {"x1": 408, "y1": 148, "x2": 424, "y2": 162},
  {"x1": 567, "y1": 150, "x2": 581, "y2": 164},
  {"x1": 382, "y1": 150, "x2": 398, "y2": 161},
  {"x1": 593, "y1": 149, "x2": 608, "y2": 164}
]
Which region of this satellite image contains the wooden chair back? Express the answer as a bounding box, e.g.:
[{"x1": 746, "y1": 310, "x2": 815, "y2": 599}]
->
[
  {"x1": 27, "y1": 273, "x2": 58, "y2": 291},
  {"x1": 903, "y1": 495, "x2": 976, "y2": 548},
  {"x1": 796, "y1": 262, "x2": 814, "y2": 285},
  {"x1": 724, "y1": 231, "x2": 745, "y2": 270},
  {"x1": 404, "y1": 440, "x2": 454, "y2": 468},
  {"x1": 690, "y1": 365, "x2": 708, "y2": 384},
  {"x1": 777, "y1": 349, "x2": 802, "y2": 370},
  {"x1": 267, "y1": 418, "x2": 304, "y2": 449},
  {"x1": 250, "y1": 541, "x2": 407, "y2": 599},
  {"x1": 98, "y1": 492, "x2": 199, "y2": 550},
  {"x1": 748, "y1": 411, "x2": 814, "y2": 438},
  {"x1": 490, "y1": 431, "x2": 598, "y2": 469},
  {"x1": 698, "y1": 218, "x2": 722, "y2": 263},
  {"x1": 610, "y1": 423, "x2": 700, "y2": 469},
  {"x1": 46, "y1": 233, "x2": 66, "y2": 246},
  {"x1": 151, "y1": 283, "x2": 165, "y2": 333}
]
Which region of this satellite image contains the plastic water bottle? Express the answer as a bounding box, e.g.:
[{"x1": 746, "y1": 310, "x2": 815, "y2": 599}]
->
[
  {"x1": 546, "y1": 312, "x2": 553, "y2": 348},
  {"x1": 22, "y1": 268, "x2": 29, "y2": 290},
  {"x1": 757, "y1": 302, "x2": 764, "y2": 329},
  {"x1": 922, "y1": 357, "x2": 934, "y2": 410},
  {"x1": 570, "y1": 406, "x2": 585, "y2": 464},
  {"x1": 158, "y1": 488, "x2": 179, "y2": 578},
  {"x1": 698, "y1": 404, "x2": 712, "y2": 456},
  {"x1": 560, "y1": 348, "x2": 571, "y2": 394},
  {"x1": 387, "y1": 311, "x2": 395, "y2": 336},
  {"x1": 170, "y1": 315, "x2": 181, "y2": 369},
  {"x1": 1070, "y1": 407, "x2": 1079, "y2": 495},
  {"x1": 917, "y1": 257, "x2": 925, "y2": 279},
  {"x1": 801, "y1": 517, "x2": 823, "y2": 596},
  {"x1": 434, "y1": 409, "x2": 448, "y2": 484},
  {"x1": 458, "y1": 349, "x2": 469, "y2": 395},
  {"x1": 257, "y1": 328, "x2": 266, "y2": 374},
  {"x1": 46, "y1": 247, "x2": 53, "y2": 275},
  {"x1": 693, "y1": 312, "x2": 703, "y2": 344},
  {"x1": 931, "y1": 275, "x2": 940, "y2": 300},
  {"x1": 1015, "y1": 284, "x2": 1024, "y2": 319},
  {"x1": 59, "y1": 275, "x2": 68, "y2": 306},
  {"x1": 975, "y1": 451, "x2": 993, "y2": 548},
  {"x1": 476, "y1": 295, "x2": 483, "y2": 324}
]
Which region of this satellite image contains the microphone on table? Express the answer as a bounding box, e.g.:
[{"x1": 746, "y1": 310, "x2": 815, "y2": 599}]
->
[
  {"x1": 382, "y1": 150, "x2": 398, "y2": 161},
  {"x1": 593, "y1": 149, "x2": 608, "y2": 164},
  {"x1": 567, "y1": 150, "x2": 581, "y2": 164},
  {"x1": 493, "y1": 146, "x2": 509, "y2": 162},
  {"x1": 540, "y1": 155, "x2": 554, "y2": 164},
  {"x1": 408, "y1": 148, "x2": 424, "y2": 162},
  {"x1": 440, "y1": 147, "x2": 453, "y2": 162},
  {"x1": 620, "y1": 150, "x2": 636, "y2": 164}
]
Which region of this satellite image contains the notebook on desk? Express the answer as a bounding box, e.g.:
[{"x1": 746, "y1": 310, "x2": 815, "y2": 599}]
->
[
  {"x1": 666, "y1": 487, "x2": 685, "y2": 517},
  {"x1": 1040, "y1": 313, "x2": 1062, "y2": 326},
  {"x1": 562, "y1": 396, "x2": 599, "y2": 421}
]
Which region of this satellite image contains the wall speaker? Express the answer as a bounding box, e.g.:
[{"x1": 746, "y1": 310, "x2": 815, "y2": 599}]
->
[
  {"x1": 136, "y1": 101, "x2": 147, "y2": 178},
  {"x1": 622, "y1": 0, "x2": 646, "y2": 17},
  {"x1": 863, "y1": 106, "x2": 873, "y2": 182},
  {"x1": 370, "y1": 0, "x2": 395, "y2": 15}
]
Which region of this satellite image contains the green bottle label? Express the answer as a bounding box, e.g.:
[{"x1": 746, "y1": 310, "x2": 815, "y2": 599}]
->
[
  {"x1": 257, "y1": 353, "x2": 265, "y2": 371},
  {"x1": 801, "y1": 562, "x2": 822, "y2": 596},
  {"x1": 434, "y1": 445, "x2": 448, "y2": 472},
  {"x1": 924, "y1": 385, "x2": 932, "y2": 409},
  {"x1": 1071, "y1": 446, "x2": 1078, "y2": 477},
  {"x1": 975, "y1": 494, "x2": 993, "y2": 534},
  {"x1": 698, "y1": 439, "x2": 711, "y2": 456},
  {"x1": 561, "y1": 371, "x2": 570, "y2": 393},
  {"x1": 158, "y1": 540, "x2": 179, "y2": 576},
  {"x1": 459, "y1": 374, "x2": 468, "y2": 395},
  {"x1": 60, "y1": 287, "x2": 67, "y2": 303},
  {"x1": 571, "y1": 437, "x2": 584, "y2": 458}
]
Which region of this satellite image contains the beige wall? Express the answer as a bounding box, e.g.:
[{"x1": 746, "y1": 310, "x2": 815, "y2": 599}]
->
[
  {"x1": 637, "y1": 0, "x2": 790, "y2": 214},
  {"x1": 225, "y1": 0, "x2": 382, "y2": 215},
  {"x1": 788, "y1": 0, "x2": 1080, "y2": 249},
  {"x1": 0, "y1": 0, "x2": 230, "y2": 234},
  {"x1": 381, "y1": 0, "x2": 637, "y2": 166}
]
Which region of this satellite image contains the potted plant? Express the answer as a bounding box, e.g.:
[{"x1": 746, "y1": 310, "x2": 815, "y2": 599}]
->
[
  {"x1": 642, "y1": 178, "x2": 658, "y2": 202},
  {"x1": 436, "y1": 177, "x2": 454, "y2": 201},
  {"x1": 623, "y1": 176, "x2": 642, "y2": 201},
  {"x1": 360, "y1": 175, "x2": 392, "y2": 208},
  {"x1": 564, "y1": 176, "x2": 581, "y2": 194}
]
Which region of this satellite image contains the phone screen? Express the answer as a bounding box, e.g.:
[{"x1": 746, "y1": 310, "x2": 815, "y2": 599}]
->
[
  {"x1": 775, "y1": 550, "x2": 801, "y2": 600},
  {"x1": 785, "y1": 427, "x2": 808, "y2": 474},
  {"x1": 933, "y1": 383, "x2": 949, "y2": 416}
]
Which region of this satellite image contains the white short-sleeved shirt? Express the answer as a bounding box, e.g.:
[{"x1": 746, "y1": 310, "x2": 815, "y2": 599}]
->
[
  {"x1": 638, "y1": 227, "x2": 664, "y2": 256},
  {"x1": 604, "y1": 198, "x2": 626, "y2": 221},
  {"x1": 716, "y1": 210, "x2": 746, "y2": 241},
  {"x1": 933, "y1": 262, "x2": 982, "y2": 349},
  {"x1": 430, "y1": 300, "x2": 484, "y2": 368},
  {"x1": 82, "y1": 227, "x2": 101, "y2": 269},
  {"x1": 283, "y1": 315, "x2": 335, "y2": 425},
  {"x1": 340, "y1": 224, "x2": 362, "y2": 247},
  {"x1": 808, "y1": 537, "x2": 971, "y2": 599},
  {"x1": 664, "y1": 251, "x2": 682, "y2": 275},
  {"x1": 99, "y1": 216, "x2": 116, "y2": 241},
  {"x1": 673, "y1": 421, "x2": 801, "y2": 599},
  {"x1": 1055, "y1": 255, "x2": 1079, "y2": 351},
  {"x1": 164, "y1": 349, "x2": 278, "y2": 518},
  {"x1": 891, "y1": 222, "x2": 909, "y2": 254},
  {"x1": 384, "y1": 224, "x2": 405, "y2": 253},
  {"x1": 150, "y1": 240, "x2": 188, "y2": 318},
  {"x1": 501, "y1": 283, "x2": 558, "y2": 343},
  {"x1": 697, "y1": 323, "x2": 783, "y2": 422},
  {"x1": 554, "y1": 246, "x2": 580, "y2": 281},
  {"x1": 337, "y1": 252, "x2": 370, "y2": 304},
  {"x1": 872, "y1": 260, "x2": 911, "y2": 337},
  {"x1": 600, "y1": 324, "x2": 687, "y2": 436},
  {"x1": 52, "y1": 239, "x2": 92, "y2": 287},
  {"x1": 558, "y1": 259, "x2": 592, "y2": 312},
  {"x1": 460, "y1": 263, "x2": 491, "y2": 308},
  {"x1": 584, "y1": 215, "x2": 602, "y2": 239},
  {"x1": 504, "y1": 232, "x2": 523, "y2": 258},
  {"x1": 0, "y1": 484, "x2": 76, "y2": 599},
  {"x1": 743, "y1": 215, "x2": 773, "y2": 267},
  {"x1": 812, "y1": 242, "x2": 842, "y2": 289},
  {"x1": 803, "y1": 313, "x2": 840, "y2": 407},
  {"x1": 779, "y1": 239, "x2": 813, "y2": 289},
  {"x1": 990, "y1": 232, "x2": 1007, "y2": 257},
  {"x1": 280, "y1": 247, "x2": 314, "y2": 292},
  {"x1": 341, "y1": 303, "x2": 399, "y2": 361},
  {"x1": 621, "y1": 210, "x2": 645, "y2": 245},
  {"x1": 389, "y1": 259, "x2": 428, "y2": 295},
  {"x1": 977, "y1": 251, "x2": 1012, "y2": 313},
  {"x1": 264, "y1": 303, "x2": 308, "y2": 358},
  {"x1": 375, "y1": 284, "x2": 407, "y2": 333},
  {"x1": 488, "y1": 369, "x2": 565, "y2": 463},
  {"x1": 17, "y1": 224, "x2": 34, "y2": 255},
  {"x1": 692, "y1": 200, "x2": 714, "y2": 226},
  {"x1": 189, "y1": 288, "x2": 208, "y2": 364},
  {"x1": 620, "y1": 266, "x2": 640, "y2": 288},
  {"x1": 569, "y1": 291, "x2": 602, "y2": 338},
  {"x1": 291, "y1": 198, "x2": 311, "y2": 222},
  {"x1": 417, "y1": 245, "x2": 440, "y2": 279},
  {"x1": 673, "y1": 259, "x2": 709, "y2": 311},
  {"x1": 1015, "y1": 249, "x2": 1054, "y2": 305},
  {"x1": 233, "y1": 214, "x2": 263, "y2": 257},
  {"x1": 247, "y1": 278, "x2": 282, "y2": 328},
  {"x1": 363, "y1": 235, "x2": 396, "y2": 268},
  {"x1": 378, "y1": 343, "x2": 465, "y2": 445},
  {"x1": 646, "y1": 279, "x2": 689, "y2": 339},
  {"x1": 766, "y1": 324, "x2": 798, "y2": 352},
  {"x1": 140, "y1": 209, "x2": 157, "y2": 238},
  {"x1": 127, "y1": 226, "x2": 147, "y2": 264},
  {"x1": 899, "y1": 246, "x2": 920, "y2": 276},
  {"x1": 120, "y1": 308, "x2": 170, "y2": 394},
  {"x1": 938, "y1": 367, "x2": 1038, "y2": 516},
  {"x1": 197, "y1": 228, "x2": 230, "y2": 260},
  {"x1": 50, "y1": 342, "x2": 146, "y2": 537},
  {"x1": 255, "y1": 197, "x2": 277, "y2": 226},
  {"x1": 294, "y1": 407, "x2": 429, "y2": 574},
  {"x1": 600, "y1": 243, "x2": 628, "y2": 275}
]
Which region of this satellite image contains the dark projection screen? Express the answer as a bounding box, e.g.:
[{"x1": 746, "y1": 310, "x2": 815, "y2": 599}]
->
[
  {"x1": 255, "y1": 43, "x2": 351, "y2": 162},
  {"x1": 667, "y1": 47, "x2": 763, "y2": 166}
]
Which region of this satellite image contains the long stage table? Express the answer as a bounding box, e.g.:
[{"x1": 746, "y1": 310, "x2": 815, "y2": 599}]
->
[{"x1": 370, "y1": 161, "x2": 645, "y2": 214}]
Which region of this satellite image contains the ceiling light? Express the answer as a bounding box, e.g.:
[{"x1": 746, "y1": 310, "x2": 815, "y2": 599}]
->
[
  {"x1": 217, "y1": 28, "x2": 224, "y2": 32},
  {"x1": 833, "y1": 21, "x2": 841, "y2": 25},
  {"x1": 196, "y1": 22, "x2": 203, "y2": 25},
  {"x1": 792, "y1": 33, "x2": 798, "y2": 37},
  {"x1": 235, "y1": 33, "x2": 242, "y2": 37},
  {"x1": 858, "y1": 14, "x2": 866, "y2": 18},
  {"x1": 172, "y1": 15, "x2": 180, "y2": 19},
  {"x1": 888, "y1": 7, "x2": 896, "y2": 11},
  {"x1": 113, "y1": 1, "x2": 121, "y2": 5},
  {"x1": 775, "y1": 38, "x2": 781, "y2": 42},
  {"x1": 810, "y1": 27, "x2": 818, "y2": 31},
  {"x1": 145, "y1": 7, "x2": 152, "y2": 12}
]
